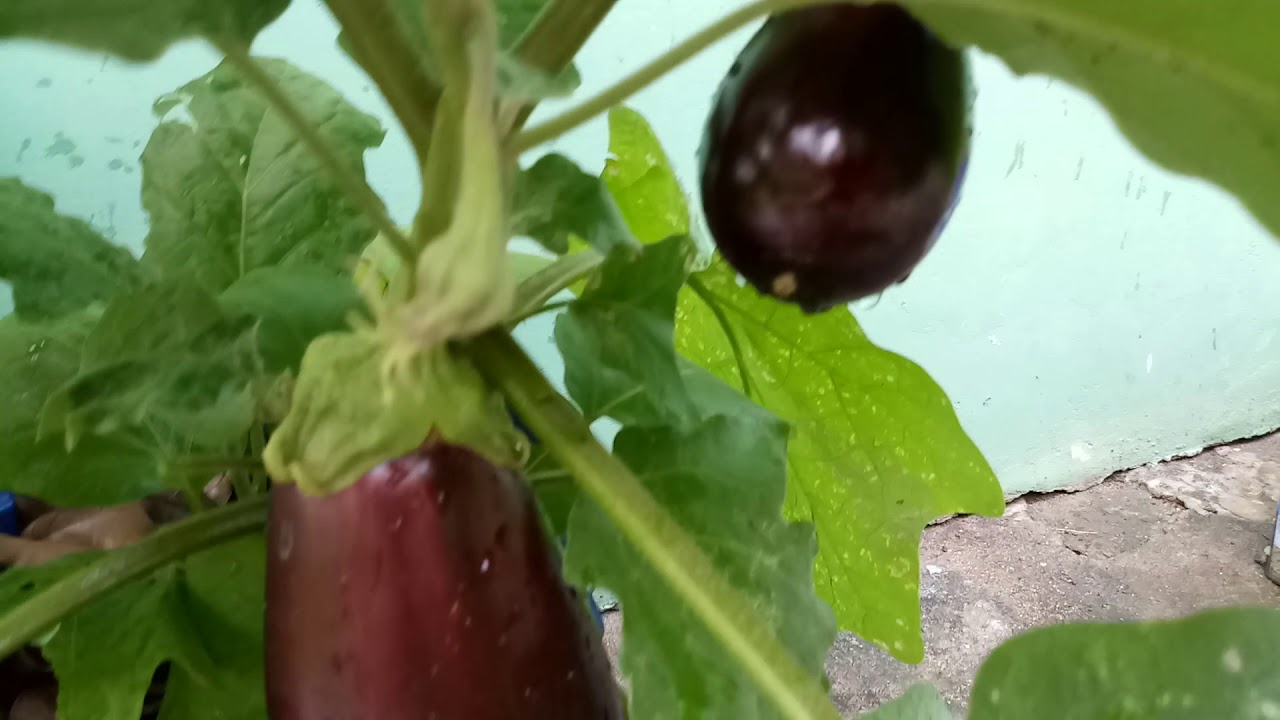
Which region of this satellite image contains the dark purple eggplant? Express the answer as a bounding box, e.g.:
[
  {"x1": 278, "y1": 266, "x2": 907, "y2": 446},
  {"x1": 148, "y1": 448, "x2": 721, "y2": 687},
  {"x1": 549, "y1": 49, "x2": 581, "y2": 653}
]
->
[
  {"x1": 264, "y1": 438, "x2": 622, "y2": 720},
  {"x1": 699, "y1": 3, "x2": 970, "y2": 312}
]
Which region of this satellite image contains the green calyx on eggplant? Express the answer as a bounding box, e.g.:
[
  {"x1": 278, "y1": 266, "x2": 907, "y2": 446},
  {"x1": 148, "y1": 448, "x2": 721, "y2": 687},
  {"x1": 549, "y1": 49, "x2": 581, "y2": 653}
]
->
[
  {"x1": 698, "y1": 2, "x2": 972, "y2": 313},
  {"x1": 264, "y1": 437, "x2": 623, "y2": 720}
]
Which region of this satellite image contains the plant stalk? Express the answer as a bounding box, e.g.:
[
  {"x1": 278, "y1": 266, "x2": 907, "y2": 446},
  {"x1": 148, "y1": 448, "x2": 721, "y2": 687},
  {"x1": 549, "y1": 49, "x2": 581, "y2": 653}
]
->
[
  {"x1": 219, "y1": 46, "x2": 418, "y2": 266},
  {"x1": 0, "y1": 496, "x2": 268, "y2": 659},
  {"x1": 499, "y1": 0, "x2": 617, "y2": 134},
  {"x1": 514, "y1": 0, "x2": 818, "y2": 151},
  {"x1": 467, "y1": 330, "x2": 837, "y2": 720},
  {"x1": 508, "y1": 249, "x2": 604, "y2": 321},
  {"x1": 321, "y1": 0, "x2": 441, "y2": 162}
]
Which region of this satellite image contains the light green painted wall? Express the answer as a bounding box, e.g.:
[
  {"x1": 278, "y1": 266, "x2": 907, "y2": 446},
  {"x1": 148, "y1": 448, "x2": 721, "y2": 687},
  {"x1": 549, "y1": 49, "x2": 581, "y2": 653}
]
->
[{"x1": 4, "y1": 1, "x2": 1280, "y2": 495}]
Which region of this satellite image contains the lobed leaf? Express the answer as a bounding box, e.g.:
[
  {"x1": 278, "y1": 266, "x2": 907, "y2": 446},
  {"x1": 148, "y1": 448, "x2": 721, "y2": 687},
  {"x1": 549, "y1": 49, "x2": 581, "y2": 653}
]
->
[
  {"x1": 566, "y1": 403, "x2": 836, "y2": 719},
  {"x1": 553, "y1": 228, "x2": 835, "y2": 717},
  {"x1": 599, "y1": 106, "x2": 1002, "y2": 663},
  {"x1": 140, "y1": 58, "x2": 385, "y2": 295},
  {"x1": 0, "y1": 179, "x2": 144, "y2": 322},
  {"x1": 0, "y1": 314, "x2": 163, "y2": 505},
  {"x1": 677, "y1": 256, "x2": 1003, "y2": 662},
  {"x1": 41, "y1": 279, "x2": 264, "y2": 452},
  {"x1": 555, "y1": 237, "x2": 699, "y2": 428},
  {"x1": 511, "y1": 153, "x2": 639, "y2": 255},
  {"x1": 0, "y1": 537, "x2": 268, "y2": 720}
]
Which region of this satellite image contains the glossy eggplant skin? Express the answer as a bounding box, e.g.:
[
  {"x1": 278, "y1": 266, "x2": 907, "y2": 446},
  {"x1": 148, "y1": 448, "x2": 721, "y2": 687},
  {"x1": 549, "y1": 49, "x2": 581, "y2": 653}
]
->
[
  {"x1": 264, "y1": 439, "x2": 622, "y2": 720},
  {"x1": 699, "y1": 3, "x2": 970, "y2": 313}
]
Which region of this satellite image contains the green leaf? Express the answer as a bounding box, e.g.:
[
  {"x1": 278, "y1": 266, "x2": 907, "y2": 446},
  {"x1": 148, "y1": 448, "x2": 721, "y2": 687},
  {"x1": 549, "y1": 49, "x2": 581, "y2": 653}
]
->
[
  {"x1": 969, "y1": 606, "x2": 1280, "y2": 719},
  {"x1": 219, "y1": 265, "x2": 365, "y2": 374},
  {"x1": 676, "y1": 256, "x2": 1004, "y2": 663},
  {"x1": 155, "y1": 536, "x2": 268, "y2": 720},
  {"x1": 0, "y1": 314, "x2": 163, "y2": 505},
  {"x1": 0, "y1": 536, "x2": 268, "y2": 720},
  {"x1": 0, "y1": 0, "x2": 287, "y2": 61},
  {"x1": 140, "y1": 58, "x2": 385, "y2": 294},
  {"x1": 602, "y1": 107, "x2": 692, "y2": 244},
  {"x1": 900, "y1": 0, "x2": 1280, "y2": 241},
  {"x1": 0, "y1": 178, "x2": 144, "y2": 321},
  {"x1": 597, "y1": 104, "x2": 1001, "y2": 662},
  {"x1": 262, "y1": 331, "x2": 526, "y2": 495},
  {"x1": 42, "y1": 280, "x2": 263, "y2": 451},
  {"x1": 511, "y1": 154, "x2": 639, "y2": 255},
  {"x1": 565, "y1": 410, "x2": 836, "y2": 719},
  {"x1": 863, "y1": 684, "x2": 954, "y2": 720},
  {"x1": 555, "y1": 237, "x2": 699, "y2": 428}
]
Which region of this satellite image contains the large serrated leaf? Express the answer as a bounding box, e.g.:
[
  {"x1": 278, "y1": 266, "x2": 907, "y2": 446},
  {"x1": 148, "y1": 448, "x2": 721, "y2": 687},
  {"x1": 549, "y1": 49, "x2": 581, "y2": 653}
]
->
[
  {"x1": 0, "y1": 537, "x2": 268, "y2": 720},
  {"x1": 565, "y1": 407, "x2": 836, "y2": 720},
  {"x1": 0, "y1": 314, "x2": 163, "y2": 505},
  {"x1": 900, "y1": 0, "x2": 1280, "y2": 241},
  {"x1": 0, "y1": 179, "x2": 144, "y2": 321},
  {"x1": 969, "y1": 606, "x2": 1280, "y2": 719},
  {"x1": 0, "y1": 0, "x2": 288, "y2": 61},
  {"x1": 676, "y1": 256, "x2": 1003, "y2": 662},
  {"x1": 41, "y1": 280, "x2": 263, "y2": 451},
  {"x1": 555, "y1": 237, "x2": 699, "y2": 428},
  {"x1": 140, "y1": 58, "x2": 385, "y2": 295}
]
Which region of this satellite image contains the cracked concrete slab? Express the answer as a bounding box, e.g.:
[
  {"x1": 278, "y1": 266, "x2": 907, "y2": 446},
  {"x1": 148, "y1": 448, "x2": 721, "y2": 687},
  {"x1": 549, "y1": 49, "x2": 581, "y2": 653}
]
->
[{"x1": 600, "y1": 433, "x2": 1280, "y2": 717}]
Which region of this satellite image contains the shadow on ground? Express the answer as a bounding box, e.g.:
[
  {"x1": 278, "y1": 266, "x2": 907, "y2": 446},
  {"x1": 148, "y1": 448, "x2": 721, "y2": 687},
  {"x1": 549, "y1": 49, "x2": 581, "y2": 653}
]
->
[{"x1": 600, "y1": 434, "x2": 1280, "y2": 717}]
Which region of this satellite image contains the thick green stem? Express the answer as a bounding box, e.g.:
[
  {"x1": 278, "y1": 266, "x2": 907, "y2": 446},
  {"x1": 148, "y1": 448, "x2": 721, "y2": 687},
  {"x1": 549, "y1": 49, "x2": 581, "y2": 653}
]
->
[
  {"x1": 467, "y1": 330, "x2": 837, "y2": 720},
  {"x1": 508, "y1": 249, "x2": 604, "y2": 321},
  {"x1": 514, "y1": 0, "x2": 818, "y2": 152},
  {"x1": 499, "y1": 0, "x2": 617, "y2": 134},
  {"x1": 322, "y1": 0, "x2": 441, "y2": 162},
  {"x1": 0, "y1": 497, "x2": 268, "y2": 659}
]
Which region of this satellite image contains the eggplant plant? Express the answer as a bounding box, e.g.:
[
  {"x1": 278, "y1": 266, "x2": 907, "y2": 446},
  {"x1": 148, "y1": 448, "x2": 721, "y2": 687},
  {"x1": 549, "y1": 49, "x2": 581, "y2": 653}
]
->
[{"x1": 1, "y1": 0, "x2": 1279, "y2": 718}]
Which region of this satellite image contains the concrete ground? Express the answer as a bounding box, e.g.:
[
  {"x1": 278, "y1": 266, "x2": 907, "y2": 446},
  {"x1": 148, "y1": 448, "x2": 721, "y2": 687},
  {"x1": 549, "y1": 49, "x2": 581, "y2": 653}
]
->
[{"x1": 600, "y1": 433, "x2": 1280, "y2": 717}]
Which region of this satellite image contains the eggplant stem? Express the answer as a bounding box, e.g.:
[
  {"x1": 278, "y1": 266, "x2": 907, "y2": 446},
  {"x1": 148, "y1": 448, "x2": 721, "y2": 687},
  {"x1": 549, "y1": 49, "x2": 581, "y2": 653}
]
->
[{"x1": 0, "y1": 497, "x2": 268, "y2": 659}]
